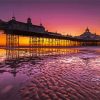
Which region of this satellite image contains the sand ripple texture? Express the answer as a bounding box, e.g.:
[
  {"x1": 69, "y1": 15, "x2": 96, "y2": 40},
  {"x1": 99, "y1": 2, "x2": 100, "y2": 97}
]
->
[{"x1": 20, "y1": 53, "x2": 100, "y2": 100}]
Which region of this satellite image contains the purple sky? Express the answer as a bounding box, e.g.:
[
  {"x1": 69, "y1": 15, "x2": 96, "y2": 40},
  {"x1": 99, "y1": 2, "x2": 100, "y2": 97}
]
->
[{"x1": 0, "y1": 0, "x2": 100, "y2": 35}]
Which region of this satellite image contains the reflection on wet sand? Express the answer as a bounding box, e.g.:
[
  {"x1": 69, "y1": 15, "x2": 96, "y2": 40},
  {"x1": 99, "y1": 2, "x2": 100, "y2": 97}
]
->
[
  {"x1": 0, "y1": 48, "x2": 79, "y2": 78},
  {"x1": 6, "y1": 47, "x2": 79, "y2": 59},
  {"x1": 0, "y1": 47, "x2": 100, "y2": 100}
]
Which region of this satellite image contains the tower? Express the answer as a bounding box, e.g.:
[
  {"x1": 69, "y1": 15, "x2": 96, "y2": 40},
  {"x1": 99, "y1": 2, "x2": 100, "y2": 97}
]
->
[
  {"x1": 12, "y1": 16, "x2": 16, "y2": 21},
  {"x1": 27, "y1": 17, "x2": 32, "y2": 24}
]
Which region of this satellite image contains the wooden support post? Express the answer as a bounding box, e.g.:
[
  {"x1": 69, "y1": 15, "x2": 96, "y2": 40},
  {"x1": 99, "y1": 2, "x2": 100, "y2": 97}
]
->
[{"x1": 6, "y1": 30, "x2": 19, "y2": 60}]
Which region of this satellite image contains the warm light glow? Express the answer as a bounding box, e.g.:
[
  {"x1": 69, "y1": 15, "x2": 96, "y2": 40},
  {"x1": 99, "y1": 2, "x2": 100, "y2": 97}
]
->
[
  {"x1": 0, "y1": 31, "x2": 6, "y2": 46},
  {"x1": 19, "y1": 36, "x2": 30, "y2": 46}
]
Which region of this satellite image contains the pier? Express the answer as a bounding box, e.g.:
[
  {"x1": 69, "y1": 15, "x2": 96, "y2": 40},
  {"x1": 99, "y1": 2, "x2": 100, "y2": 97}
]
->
[{"x1": 0, "y1": 17, "x2": 100, "y2": 49}]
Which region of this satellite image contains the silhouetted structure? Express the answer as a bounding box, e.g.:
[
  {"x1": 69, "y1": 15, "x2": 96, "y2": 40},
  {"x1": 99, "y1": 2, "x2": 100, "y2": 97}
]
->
[
  {"x1": 0, "y1": 17, "x2": 100, "y2": 48},
  {"x1": 78, "y1": 27, "x2": 100, "y2": 40}
]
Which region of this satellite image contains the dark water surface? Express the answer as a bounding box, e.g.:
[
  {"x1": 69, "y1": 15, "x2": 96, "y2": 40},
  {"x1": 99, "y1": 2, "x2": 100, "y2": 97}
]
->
[{"x1": 0, "y1": 47, "x2": 100, "y2": 100}]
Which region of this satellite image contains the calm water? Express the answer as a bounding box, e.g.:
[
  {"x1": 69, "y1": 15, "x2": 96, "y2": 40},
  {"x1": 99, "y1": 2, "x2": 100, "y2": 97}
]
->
[{"x1": 0, "y1": 47, "x2": 100, "y2": 100}]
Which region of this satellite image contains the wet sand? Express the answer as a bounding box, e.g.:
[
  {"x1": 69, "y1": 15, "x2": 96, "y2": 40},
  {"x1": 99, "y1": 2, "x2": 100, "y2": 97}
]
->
[{"x1": 20, "y1": 50, "x2": 100, "y2": 100}]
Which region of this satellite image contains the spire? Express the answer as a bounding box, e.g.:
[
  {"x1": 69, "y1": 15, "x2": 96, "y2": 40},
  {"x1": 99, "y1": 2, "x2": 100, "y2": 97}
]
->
[
  {"x1": 40, "y1": 18, "x2": 42, "y2": 26},
  {"x1": 12, "y1": 10, "x2": 16, "y2": 21},
  {"x1": 85, "y1": 27, "x2": 89, "y2": 32}
]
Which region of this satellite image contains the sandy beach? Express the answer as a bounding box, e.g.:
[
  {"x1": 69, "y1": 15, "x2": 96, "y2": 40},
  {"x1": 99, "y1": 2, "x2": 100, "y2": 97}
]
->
[{"x1": 20, "y1": 48, "x2": 100, "y2": 100}]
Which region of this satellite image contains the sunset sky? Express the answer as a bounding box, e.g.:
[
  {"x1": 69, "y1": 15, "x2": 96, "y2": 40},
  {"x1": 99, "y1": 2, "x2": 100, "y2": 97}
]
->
[{"x1": 0, "y1": 0, "x2": 100, "y2": 36}]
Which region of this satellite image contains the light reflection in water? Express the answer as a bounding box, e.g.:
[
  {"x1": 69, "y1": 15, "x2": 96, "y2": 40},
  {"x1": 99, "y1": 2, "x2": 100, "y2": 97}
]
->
[
  {"x1": 0, "y1": 47, "x2": 100, "y2": 79},
  {"x1": 5, "y1": 47, "x2": 79, "y2": 60},
  {"x1": 0, "y1": 47, "x2": 100, "y2": 100},
  {"x1": 0, "y1": 47, "x2": 80, "y2": 78},
  {"x1": 0, "y1": 47, "x2": 80, "y2": 100}
]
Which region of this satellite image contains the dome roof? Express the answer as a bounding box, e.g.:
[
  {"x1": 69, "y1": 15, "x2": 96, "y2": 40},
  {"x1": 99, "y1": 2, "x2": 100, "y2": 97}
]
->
[
  {"x1": 27, "y1": 17, "x2": 32, "y2": 24},
  {"x1": 81, "y1": 27, "x2": 92, "y2": 36},
  {"x1": 79, "y1": 28, "x2": 97, "y2": 40}
]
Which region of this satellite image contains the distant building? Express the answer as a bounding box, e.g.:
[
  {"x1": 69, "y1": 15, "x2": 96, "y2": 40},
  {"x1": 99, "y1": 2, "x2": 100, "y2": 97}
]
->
[{"x1": 76, "y1": 28, "x2": 100, "y2": 40}]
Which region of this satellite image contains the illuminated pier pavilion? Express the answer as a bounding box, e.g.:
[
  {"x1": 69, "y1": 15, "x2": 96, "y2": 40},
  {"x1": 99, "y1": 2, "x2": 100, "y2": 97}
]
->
[{"x1": 0, "y1": 17, "x2": 100, "y2": 48}]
